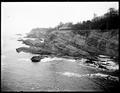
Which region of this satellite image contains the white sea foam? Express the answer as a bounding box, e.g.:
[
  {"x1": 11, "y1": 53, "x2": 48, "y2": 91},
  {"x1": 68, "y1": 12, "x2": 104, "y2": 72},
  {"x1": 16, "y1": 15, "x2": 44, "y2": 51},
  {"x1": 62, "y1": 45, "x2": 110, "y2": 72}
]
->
[
  {"x1": 41, "y1": 57, "x2": 76, "y2": 62},
  {"x1": 18, "y1": 58, "x2": 30, "y2": 61},
  {"x1": 57, "y1": 72, "x2": 119, "y2": 81},
  {"x1": 57, "y1": 72, "x2": 90, "y2": 78},
  {"x1": 41, "y1": 58, "x2": 55, "y2": 62},
  {"x1": 80, "y1": 58, "x2": 87, "y2": 62},
  {"x1": 61, "y1": 72, "x2": 81, "y2": 77},
  {"x1": 103, "y1": 60, "x2": 119, "y2": 70},
  {"x1": 90, "y1": 73, "x2": 108, "y2": 77},
  {"x1": 98, "y1": 55, "x2": 109, "y2": 58}
]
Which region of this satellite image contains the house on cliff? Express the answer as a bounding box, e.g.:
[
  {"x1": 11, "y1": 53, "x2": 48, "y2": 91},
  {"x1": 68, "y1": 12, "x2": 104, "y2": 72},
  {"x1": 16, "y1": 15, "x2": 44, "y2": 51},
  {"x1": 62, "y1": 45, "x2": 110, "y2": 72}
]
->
[{"x1": 59, "y1": 23, "x2": 72, "y2": 30}]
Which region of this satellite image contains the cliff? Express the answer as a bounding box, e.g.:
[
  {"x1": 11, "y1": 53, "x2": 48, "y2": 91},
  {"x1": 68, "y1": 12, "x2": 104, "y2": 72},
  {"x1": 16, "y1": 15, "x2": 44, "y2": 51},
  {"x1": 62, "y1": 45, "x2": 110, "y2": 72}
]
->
[{"x1": 17, "y1": 28, "x2": 119, "y2": 62}]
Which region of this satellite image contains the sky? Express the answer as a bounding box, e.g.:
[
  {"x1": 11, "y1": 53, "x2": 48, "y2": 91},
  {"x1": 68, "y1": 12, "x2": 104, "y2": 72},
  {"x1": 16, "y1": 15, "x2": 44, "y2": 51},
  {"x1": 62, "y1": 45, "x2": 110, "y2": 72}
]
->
[{"x1": 1, "y1": 2, "x2": 119, "y2": 35}]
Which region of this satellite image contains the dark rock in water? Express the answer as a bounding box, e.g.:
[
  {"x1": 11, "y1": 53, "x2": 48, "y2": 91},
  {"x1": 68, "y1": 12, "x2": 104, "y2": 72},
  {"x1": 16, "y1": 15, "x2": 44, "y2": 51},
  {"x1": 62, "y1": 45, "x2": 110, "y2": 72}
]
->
[
  {"x1": 17, "y1": 39, "x2": 23, "y2": 41},
  {"x1": 98, "y1": 65, "x2": 107, "y2": 69},
  {"x1": 16, "y1": 48, "x2": 20, "y2": 53},
  {"x1": 31, "y1": 56, "x2": 42, "y2": 62},
  {"x1": 85, "y1": 59, "x2": 94, "y2": 64}
]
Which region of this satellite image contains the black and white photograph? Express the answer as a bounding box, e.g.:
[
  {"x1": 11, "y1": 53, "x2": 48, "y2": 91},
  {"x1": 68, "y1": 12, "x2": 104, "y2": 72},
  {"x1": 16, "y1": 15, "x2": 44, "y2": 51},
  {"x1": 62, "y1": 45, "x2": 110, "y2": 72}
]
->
[{"x1": 1, "y1": 2, "x2": 119, "y2": 92}]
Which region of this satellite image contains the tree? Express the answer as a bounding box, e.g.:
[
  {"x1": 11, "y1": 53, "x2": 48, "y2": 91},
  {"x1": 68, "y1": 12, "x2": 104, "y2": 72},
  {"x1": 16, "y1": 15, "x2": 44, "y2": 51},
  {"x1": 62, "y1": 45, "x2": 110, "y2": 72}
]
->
[
  {"x1": 72, "y1": 7, "x2": 119, "y2": 31},
  {"x1": 57, "y1": 22, "x2": 64, "y2": 30}
]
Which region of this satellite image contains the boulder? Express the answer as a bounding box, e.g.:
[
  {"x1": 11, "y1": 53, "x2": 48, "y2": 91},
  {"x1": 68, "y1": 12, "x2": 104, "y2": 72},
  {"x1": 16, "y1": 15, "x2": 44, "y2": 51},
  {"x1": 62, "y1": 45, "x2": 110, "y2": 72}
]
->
[{"x1": 31, "y1": 56, "x2": 42, "y2": 62}]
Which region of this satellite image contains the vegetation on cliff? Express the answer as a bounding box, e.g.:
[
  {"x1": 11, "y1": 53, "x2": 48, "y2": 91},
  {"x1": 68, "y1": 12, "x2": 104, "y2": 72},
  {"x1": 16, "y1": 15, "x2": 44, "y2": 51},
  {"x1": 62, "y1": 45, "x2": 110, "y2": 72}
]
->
[{"x1": 16, "y1": 8, "x2": 119, "y2": 65}]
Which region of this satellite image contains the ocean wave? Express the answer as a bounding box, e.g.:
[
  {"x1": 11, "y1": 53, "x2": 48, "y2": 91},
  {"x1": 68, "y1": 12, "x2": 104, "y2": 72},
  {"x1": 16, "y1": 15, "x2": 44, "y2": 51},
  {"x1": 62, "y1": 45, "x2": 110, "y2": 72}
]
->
[
  {"x1": 41, "y1": 57, "x2": 76, "y2": 62},
  {"x1": 57, "y1": 72, "x2": 119, "y2": 82}
]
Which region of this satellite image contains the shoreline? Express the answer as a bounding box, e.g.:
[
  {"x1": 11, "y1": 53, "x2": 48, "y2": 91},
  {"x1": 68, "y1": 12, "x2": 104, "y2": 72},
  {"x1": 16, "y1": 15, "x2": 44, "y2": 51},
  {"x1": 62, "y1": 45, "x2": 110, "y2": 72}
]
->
[{"x1": 16, "y1": 32, "x2": 119, "y2": 77}]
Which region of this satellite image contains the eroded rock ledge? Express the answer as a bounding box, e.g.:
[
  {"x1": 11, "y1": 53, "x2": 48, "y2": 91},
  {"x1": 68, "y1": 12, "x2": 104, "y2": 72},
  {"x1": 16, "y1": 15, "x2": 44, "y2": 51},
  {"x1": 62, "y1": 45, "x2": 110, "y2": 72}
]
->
[{"x1": 16, "y1": 29, "x2": 119, "y2": 72}]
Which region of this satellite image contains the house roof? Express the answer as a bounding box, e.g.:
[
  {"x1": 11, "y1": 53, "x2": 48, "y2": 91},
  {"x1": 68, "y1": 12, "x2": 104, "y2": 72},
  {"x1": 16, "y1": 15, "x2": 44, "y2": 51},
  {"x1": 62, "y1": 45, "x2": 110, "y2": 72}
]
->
[{"x1": 59, "y1": 23, "x2": 72, "y2": 30}]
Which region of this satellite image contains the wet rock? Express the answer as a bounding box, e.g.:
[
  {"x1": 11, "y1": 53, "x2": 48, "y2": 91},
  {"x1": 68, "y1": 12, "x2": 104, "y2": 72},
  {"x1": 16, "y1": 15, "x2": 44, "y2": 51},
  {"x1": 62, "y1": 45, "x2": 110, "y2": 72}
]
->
[
  {"x1": 17, "y1": 38, "x2": 23, "y2": 41},
  {"x1": 16, "y1": 48, "x2": 20, "y2": 53},
  {"x1": 31, "y1": 56, "x2": 42, "y2": 62},
  {"x1": 98, "y1": 64, "x2": 108, "y2": 70},
  {"x1": 16, "y1": 47, "x2": 31, "y2": 53},
  {"x1": 85, "y1": 59, "x2": 94, "y2": 64}
]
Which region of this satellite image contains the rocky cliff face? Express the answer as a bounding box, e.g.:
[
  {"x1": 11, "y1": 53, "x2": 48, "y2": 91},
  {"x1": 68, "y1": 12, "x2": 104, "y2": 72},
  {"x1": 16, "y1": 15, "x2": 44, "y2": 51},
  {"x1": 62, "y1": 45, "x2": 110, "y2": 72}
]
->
[
  {"x1": 85, "y1": 30, "x2": 118, "y2": 57},
  {"x1": 17, "y1": 29, "x2": 119, "y2": 61},
  {"x1": 45, "y1": 29, "x2": 118, "y2": 58}
]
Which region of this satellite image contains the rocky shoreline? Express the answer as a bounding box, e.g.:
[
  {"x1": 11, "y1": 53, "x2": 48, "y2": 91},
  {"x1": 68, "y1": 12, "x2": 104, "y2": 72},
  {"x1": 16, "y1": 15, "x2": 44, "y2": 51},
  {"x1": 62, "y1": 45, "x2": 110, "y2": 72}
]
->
[
  {"x1": 16, "y1": 29, "x2": 119, "y2": 77},
  {"x1": 16, "y1": 46, "x2": 119, "y2": 72}
]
